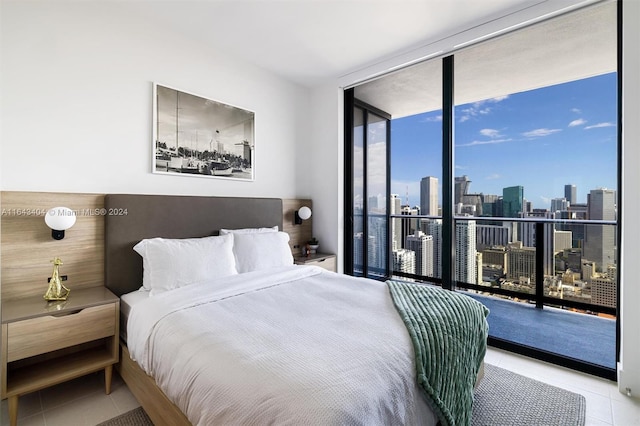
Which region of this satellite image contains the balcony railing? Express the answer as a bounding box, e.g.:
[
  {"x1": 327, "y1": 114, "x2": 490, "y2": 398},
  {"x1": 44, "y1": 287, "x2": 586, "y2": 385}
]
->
[
  {"x1": 353, "y1": 213, "x2": 618, "y2": 378},
  {"x1": 356, "y1": 214, "x2": 617, "y2": 317}
]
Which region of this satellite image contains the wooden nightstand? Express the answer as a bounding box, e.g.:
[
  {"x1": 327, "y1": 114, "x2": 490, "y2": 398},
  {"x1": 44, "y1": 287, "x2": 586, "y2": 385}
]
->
[
  {"x1": 295, "y1": 253, "x2": 337, "y2": 272},
  {"x1": 1, "y1": 287, "x2": 119, "y2": 426}
]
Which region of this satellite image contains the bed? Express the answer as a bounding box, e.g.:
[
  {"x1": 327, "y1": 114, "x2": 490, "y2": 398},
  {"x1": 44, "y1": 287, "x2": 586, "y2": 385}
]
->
[{"x1": 105, "y1": 194, "x2": 488, "y2": 426}]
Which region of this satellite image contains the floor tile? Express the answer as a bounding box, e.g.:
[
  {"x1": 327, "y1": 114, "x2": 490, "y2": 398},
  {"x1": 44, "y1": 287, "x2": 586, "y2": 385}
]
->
[{"x1": 42, "y1": 391, "x2": 120, "y2": 426}]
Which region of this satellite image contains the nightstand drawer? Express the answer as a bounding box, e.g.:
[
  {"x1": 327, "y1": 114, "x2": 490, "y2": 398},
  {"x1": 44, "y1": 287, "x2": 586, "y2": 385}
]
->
[
  {"x1": 307, "y1": 257, "x2": 336, "y2": 272},
  {"x1": 7, "y1": 303, "x2": 116, "y2": 362}
]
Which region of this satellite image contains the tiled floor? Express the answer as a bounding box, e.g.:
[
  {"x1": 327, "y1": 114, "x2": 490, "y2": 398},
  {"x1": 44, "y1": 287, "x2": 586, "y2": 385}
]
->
[
  {"x1": 0, "y1": 371, "x2": 139, "y2": 426},
  {"x1": 1, "y1": 348, "x2": 639, "y2": 425}
]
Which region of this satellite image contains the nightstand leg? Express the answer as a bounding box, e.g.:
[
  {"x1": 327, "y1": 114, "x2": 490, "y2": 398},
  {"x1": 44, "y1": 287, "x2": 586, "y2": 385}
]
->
[
  {"x1": 8, "y1": 395, "x2": 18, "y2": 426},
  {"x1": 105, "y1": 364, "x2": 113, "y2": 395}
]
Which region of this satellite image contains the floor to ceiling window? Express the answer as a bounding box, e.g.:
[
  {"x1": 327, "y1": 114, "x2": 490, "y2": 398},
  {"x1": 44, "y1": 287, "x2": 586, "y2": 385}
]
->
[
  {"x1": 344, "y1": 0, "x2": 619, "y2": 379},
  {"x1": 347, "y1": 99, "x2": 390, "y2": 279}
]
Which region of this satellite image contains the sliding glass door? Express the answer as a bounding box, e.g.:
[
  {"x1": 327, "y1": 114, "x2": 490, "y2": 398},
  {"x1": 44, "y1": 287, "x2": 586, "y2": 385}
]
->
[
  {"x1": 346, "y1": 95, "x2": 391, "y2": 279},
  {"x1": 344, "y1": 1, "x2": 619, "y2": 379}
]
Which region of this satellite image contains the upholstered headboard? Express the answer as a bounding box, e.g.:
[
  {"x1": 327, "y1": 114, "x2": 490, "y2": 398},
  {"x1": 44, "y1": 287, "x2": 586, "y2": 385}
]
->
[{"x1": 104, "y1": 194, "x2": 283, "y2": 296}]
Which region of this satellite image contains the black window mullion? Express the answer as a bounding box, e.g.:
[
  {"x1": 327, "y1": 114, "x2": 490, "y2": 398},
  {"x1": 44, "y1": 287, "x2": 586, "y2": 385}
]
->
[
  {"x1": 362, "y1": 109, "x2": 369, "y2": 278},
  {"x1": 343, "y1": 88, "x2": 355, "y2": 275},
  {"x1": 442, "y1": 55, "x2": 455, "y2": 290}
]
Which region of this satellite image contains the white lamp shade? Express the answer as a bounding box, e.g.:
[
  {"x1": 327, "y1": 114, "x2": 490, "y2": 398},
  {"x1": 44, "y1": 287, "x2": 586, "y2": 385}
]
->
[
  {"x1": 45, "y1": 207, "x2": 77, "y2": 231},
  {"x1": 298, "y1": 206, "x2": 312, "y2": 220}
]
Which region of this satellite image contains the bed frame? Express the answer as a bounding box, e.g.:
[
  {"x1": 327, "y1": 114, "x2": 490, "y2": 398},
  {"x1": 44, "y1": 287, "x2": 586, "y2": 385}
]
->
[{"x1": 104, "y1": 194, "x2": 284, "y2": 425}]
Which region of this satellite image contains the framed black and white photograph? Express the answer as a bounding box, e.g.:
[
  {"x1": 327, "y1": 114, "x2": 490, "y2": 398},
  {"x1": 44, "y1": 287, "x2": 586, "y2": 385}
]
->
[{"x1": 153, "y1": 83, "x2": 255, "y2": 181}]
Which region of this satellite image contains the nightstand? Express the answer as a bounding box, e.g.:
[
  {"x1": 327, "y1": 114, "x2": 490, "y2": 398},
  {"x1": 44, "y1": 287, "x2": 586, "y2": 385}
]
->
[
  {"x1": 295, "y1": 253, "x2": 337, "y2": 272},
  {"x1": 1, "y1": 287, "x2": 119, "y2": 426}
]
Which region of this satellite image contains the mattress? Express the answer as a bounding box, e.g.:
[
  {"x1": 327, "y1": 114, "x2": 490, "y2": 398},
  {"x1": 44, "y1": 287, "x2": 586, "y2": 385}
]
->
[{"x1": 119, "y1": 288, "x2": 149, "y2": 343}]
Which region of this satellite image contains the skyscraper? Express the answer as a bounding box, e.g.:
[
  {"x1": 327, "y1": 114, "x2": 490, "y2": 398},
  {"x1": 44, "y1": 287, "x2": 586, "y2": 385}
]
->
[
  {"x1": 456, "y1": 220, "x2": 477, "y2": 285},
  {"x1": 406, "y1": 230, "x2": 434, "y2": 277},
  {"x1": 401, "y1": 205, "x2": 420, "y2": 250},
  {"x1": 502, "y1": 186, "x2": 524, "y2": 218},
  {"x1": 392, "y1": 249, "x2": 415, "y2": 275},
  {"x1": 424, "y1": 219, "x2": 442, "y2": 279},
  {"x1": 551, "y1": 197, "x2": 570, "y2": 212},
  {"x1": 454, "y1": 175, "x2": 471, "y2": 205},
  {"x1": 420, "y1": 176, "x2": 439, "y2": 217},
  {"x1": 507, "y1": 246, "x2": 537, "y2": 283},
  {"x1": 390, "y1": 194, "x2": 402, "y2": 251},
  {"x1": 565, "y1": 184, "x2": 577, "y2": 205},
  {"x1": 583, "y1": 188, "x2": 616, "y2": 271}
]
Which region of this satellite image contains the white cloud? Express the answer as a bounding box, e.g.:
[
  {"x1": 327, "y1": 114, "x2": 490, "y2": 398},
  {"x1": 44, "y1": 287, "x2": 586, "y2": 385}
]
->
[
  {"x1": 568, "y1": 119, "x2": 587, "y2": 127},
  {"x1": 485, "y1": 174, "x2": 501, "y2": 180},
  {"x1": 480, "y1": 128, "x2": 502, "y2": 138},
  {"x1": 522, "y1": 128, "x2": 562, "y2": 138},
  {"x1": 540, "y1": 195, "x2": 551, "y2": 205},
  {"x1": 455, "y1": 165, "x2": 468, "y2": 170},
  {"x1": 421, "y1": 115, "x2": 442, "y2": 122},
  {"x1": 585, "y1": 122, "x2": 615, "y2": 129},
  {"x1": 491, "y1": 95, "x2": 509, "y2": 102},
  {"x1": 571, "y1": 108, "x2": 582, "y2": 114},
  {"x1": 457, "y1": 138, "x2": 512, "y2": 147}
]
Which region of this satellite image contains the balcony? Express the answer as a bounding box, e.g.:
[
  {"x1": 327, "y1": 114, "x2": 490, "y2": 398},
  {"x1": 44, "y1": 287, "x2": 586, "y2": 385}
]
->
[
  {"x1": 375, "y1": 215, "x2": 619, "y2": 379},
  {"x1": 466, "y1": 292, "x2": 616, "y2": 371}
]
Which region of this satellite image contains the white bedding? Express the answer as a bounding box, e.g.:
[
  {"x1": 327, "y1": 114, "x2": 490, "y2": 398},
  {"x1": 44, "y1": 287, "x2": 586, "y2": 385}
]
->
[{"x1": 127, "y1": 265, "x2": 437, "y2": 425}]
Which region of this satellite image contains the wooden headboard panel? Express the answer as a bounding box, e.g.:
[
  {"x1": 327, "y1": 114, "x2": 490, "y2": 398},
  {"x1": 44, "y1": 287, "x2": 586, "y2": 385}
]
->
[
  {"x1": 1, "y1": 191, "x2": 104, "y2": 300},
  {"x1": 1, "y1": 192, "x2": 311, "y2": 300},
  {"x1": 104, "y1": 194, "x2": 284, "y2": 296}
]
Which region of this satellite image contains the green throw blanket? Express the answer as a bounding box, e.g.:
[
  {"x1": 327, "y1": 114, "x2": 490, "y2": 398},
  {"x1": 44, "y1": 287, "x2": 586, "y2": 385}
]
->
[{"x1": 387, "y1": 280, "x2": 489, "y2": 426}]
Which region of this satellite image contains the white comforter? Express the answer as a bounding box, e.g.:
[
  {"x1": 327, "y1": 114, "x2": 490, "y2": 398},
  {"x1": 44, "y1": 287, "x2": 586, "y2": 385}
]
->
[{"x1": 127, "y1": 266, "x2": 436, "y2": 425}]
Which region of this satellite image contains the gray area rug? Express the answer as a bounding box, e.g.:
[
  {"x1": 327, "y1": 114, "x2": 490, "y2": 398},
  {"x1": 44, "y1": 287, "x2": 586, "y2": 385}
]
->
[
  {"x1": 98, "y1": 364, "x2": 586, "y2": 426},
  {"x1": 472, "y1": 364, "x2": 586, "y2": 426}
]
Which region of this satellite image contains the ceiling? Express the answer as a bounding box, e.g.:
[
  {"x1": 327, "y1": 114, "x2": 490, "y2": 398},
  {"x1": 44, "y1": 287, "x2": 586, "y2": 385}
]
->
[
  {"x1": 118, "y1": 0, "x2": 548, "y2": 88},
  {"x1": 355, "y1": 0, "x2": 616, "y2": 117}
]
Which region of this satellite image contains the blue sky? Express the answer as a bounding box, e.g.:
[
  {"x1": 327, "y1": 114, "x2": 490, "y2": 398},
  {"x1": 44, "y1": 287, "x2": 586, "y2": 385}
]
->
[{"x1": 391, "y1": 73, "x2": 618, "y2": 209}]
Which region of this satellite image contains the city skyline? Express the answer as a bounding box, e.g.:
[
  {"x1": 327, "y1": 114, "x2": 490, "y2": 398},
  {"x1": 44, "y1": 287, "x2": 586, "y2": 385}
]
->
[{"x1": 391, "y1": 72, "x2": 618, "y2": 210}]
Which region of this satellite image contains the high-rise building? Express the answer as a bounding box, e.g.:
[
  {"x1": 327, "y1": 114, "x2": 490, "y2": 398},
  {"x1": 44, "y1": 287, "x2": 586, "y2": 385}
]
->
[
  {"x1": 583, "y1": 188, "x2": 616, "y2": 271},
  {"x1": 482, "y1": 247, "x2": 508, "y2": 272},
  {"x1": 353, "y1": 232, "x2": 364, "y2": 273},
  {"x1": 481, "y1": 194, "x2": 500, "y2": 217},
  {"x1": 390, "y1": 194, "x2": 402, "y2": 251},
  {"x1": 565, "y1": 184, "x2": 577, "y2": 205},
  {"x1": 554, "y1": 230, "x2": 573, "y2": 254},
  {"x1": 368, "y1": 217, "x2": 388, "y2": 276},
  {"x1": 507, "y1": 246, "x2": 537, "y2": 283},
  {"x1": 424, "y1": 219, "x2": 442, "y2": 279},
  {"x1": 420, "y1": 176, "x2": 439, "y2": 217},
  {"x1": 551, "y1": 197, "x2": 570, "y2": 212},
  {"x1": 519, "y1": 210, "x2": 554, "y2": 276},
  {"x1": 406, "y1": 230, "x2": 434, "y2": 277},
  {"x1": 503, "y1": 186, "x2": 524, "y2": 218},
  {"x1": 462, "y1": 193, "x2": 483, "y2": 216},
  {"x1": 477, "y1": 224, "x2": 512, "y2": 249},
  {"x1": 401, "y1": 205, "x2": 420, "y2": 250},
  {"x1": 592, "y1": 275, "x2": 616, "y2": 308},
  {"x1": 456, "y1": 220, "x2": 477, "y2": 284},
  {"x1": 455, "y1": 175, "x2": 471, "y2": 205},
  {"x1": 392, "y1": 249, "x2": 415, "y2": 275}
]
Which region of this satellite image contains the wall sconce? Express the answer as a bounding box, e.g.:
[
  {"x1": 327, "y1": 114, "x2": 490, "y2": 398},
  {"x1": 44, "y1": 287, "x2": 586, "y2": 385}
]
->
[
  {"x1": 294, "y1": 206, "x2": 312, "y2": 225},
  {"x1": 45, "y1": 207, "x2": 76, "y2": 240}
]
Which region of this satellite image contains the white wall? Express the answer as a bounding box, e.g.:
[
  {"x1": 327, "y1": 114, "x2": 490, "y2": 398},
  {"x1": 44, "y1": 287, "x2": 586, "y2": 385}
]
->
[
  {"x1": 305, "y1": 0, "x2": 640, "y2": 394},
  {"x1": 0, "y1": 1, "x2": 308, "y2": 198},
  {"x1": 618, "y1": 0, "x2": 640, "y2": 397},
  {"x1": 305, "y1": 83, "x2": 344, "y2": 270}
]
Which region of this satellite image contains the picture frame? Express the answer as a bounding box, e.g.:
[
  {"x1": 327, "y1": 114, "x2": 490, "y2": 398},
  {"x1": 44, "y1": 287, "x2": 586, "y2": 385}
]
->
[{"x1": 153, "y1": 83, "x2": 255, "y2": 181}]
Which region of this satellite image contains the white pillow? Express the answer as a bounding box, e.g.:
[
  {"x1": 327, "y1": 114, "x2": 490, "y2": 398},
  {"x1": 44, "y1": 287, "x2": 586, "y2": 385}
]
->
[
  {"x1": 133, "y1": 234, "x2": 237, "y2": 296},
  {"x1": 232, "y1": 231, "x2": 294, "y2": 273},
  {"x1": 219, "y1": 226, "x2": 278, "y2": 235}
]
